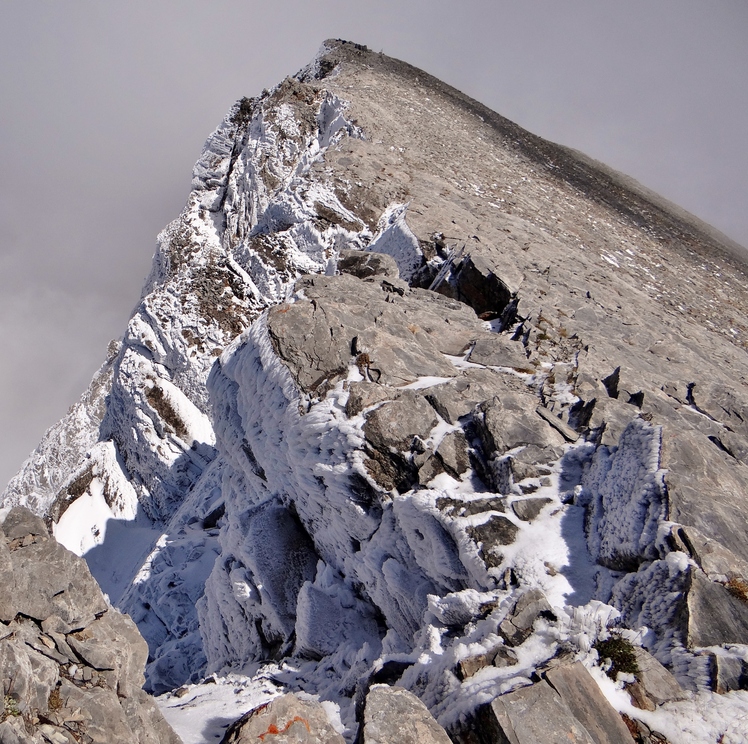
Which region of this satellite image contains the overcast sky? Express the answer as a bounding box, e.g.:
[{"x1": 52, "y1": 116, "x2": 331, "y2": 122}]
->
[{"x1": 1, "y1": 0, "x2": 747, "y2": 490}]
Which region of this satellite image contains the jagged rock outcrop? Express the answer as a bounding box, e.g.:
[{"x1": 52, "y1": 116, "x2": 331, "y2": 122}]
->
[
  {"x1": 3, "y1": 37, "x2": 748, "y2": 744},
  {"x1": 0, "y1": 507, "x2": 180, "y2": 744}
]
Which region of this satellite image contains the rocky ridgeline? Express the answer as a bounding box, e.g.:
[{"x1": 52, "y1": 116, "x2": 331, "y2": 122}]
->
[
  {"x1": 216, "y1": 656, "x2": 681, "y2": 744},
  {"x1": 3, "y1": 39, "x2": 748, "y2": 743},
  {"x1": 0, "y1": 507, "x2": 181, "y2": 744},
  {"x1": 189, "y1": 248, "x2": 741, "y2": 742}
]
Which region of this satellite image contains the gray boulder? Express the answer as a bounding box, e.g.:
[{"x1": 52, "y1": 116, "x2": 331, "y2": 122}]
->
[
  {"x1": 0, "y1": 534, "x2": 17, "y2": 623},
  {"x1": 267, "y1": 273, "x2": 482, "y2": 395},
  {"x1": 338, "y1": 249, "x2": 400, "y2": 279},
  {"x1": 671, "y1": 524, "x2": 748, "y2": 583},
  {"x1": 498, "y1": 589, "x2": 557, "y2": 646},
  {"x1": 7, "y1": 536, "x2": 108, "y2": 630},
  {"x1": 363, "y1": 391, "x2": 439, "y2": 492},
  {"x1": 707, "y1": 653, "x2": 748, "y2": 694},
  {"x1": 628, "y1": 647, "x2": 685, "y2": 706},
  {"x1": 423, "y1": 368, "x2": 522, "y2": 425},
  {"x1": 663, "y1": 427, "x2": 748, "y2": 567},
  {"x1": 544, "y1": 662, "x2": 636, "y2": 744},
  {"x1": 0, "y1": 508, "x2": 182, "y2": 744},
  {"x1": 681, "y1": 567, "x2": 748, "y2": 647},
  {"x1": 1, "y1": 507, "x2": 48, "y2": 542},
  {"x1": 467, "y1": 515, "x2": 520, "y2": 569},
  {"x1": 478, "y1": 395, "x2": 565, "y2": 456},
  {"x1": 468, "y1": 334, "x2": 533, "y2": 371},
  {"x1": 345, "y1": 381, "x2": 398, "y2": 417},
  {"x1": 66, "y1": 609, "x2": 149, "y2": 697},
  {"x1": 511, "y1": 497, "x2": 553, "y2": 522},
  {"x1": 0, "y1": 719, "x2": 45, "y2": 744},
  {"x1": 457, "y1": 645, "x2": 518, "y2": 679},
  {"x1": 362, "y1": 685, "x2": 451, "y2": 744},
  {"x1": 482, "y1": 680, "x2": 596, "y2": 744},
  {"x1": 220, "y1": 693, "x2": 345, "y2": 743}
]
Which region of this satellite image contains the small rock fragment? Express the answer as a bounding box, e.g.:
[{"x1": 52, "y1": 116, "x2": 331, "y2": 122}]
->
[{"x1": 512, "y1": 497, "x2": 553, "y2": 522}]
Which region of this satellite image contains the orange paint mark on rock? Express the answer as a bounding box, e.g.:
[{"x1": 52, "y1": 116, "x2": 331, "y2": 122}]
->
[{"x1": 257, "y1": 715, "x2": 311, "y2": 740}]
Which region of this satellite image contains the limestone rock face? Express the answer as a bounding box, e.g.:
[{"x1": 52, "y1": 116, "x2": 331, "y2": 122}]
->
[
  {"x1": 266, "y1": 272, "x2": 480, "y2": 394},
  {"x1": 482, "y1": 680, "x2": 597, "y2": 744},
  {"x1": 543, "y1": 663, "x2": 636, "y2": 744},
  {"x1": 0, "y1": 508, "x2": 181, "y2": 744}
]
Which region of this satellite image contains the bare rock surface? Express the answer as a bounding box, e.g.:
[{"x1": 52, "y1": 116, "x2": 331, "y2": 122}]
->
[
  {"x1": 498, "y1": 589, "x2": 557, "y2": 646},
  {"x1": 362, "y1": 685, "x2": 451, "y2": 744},
  {"x1": 629, "y1": 647, "x2": 685, "y2": 706},
  {"x1": 220, "y1": 694, "x2": 344, "y2": 743},
  {"x1": 544, "y1": 662, "x2": 636, "y2": 744},
  {"x1": 681, "y1": 567, "x2": 748, "y2": 647},
  {"x1": 337, "y1": 249, "x2": 400, "y2": 280},
  {"x1": 511, "y1": 497, "x2": 552, "y2": 522},
  {"x1": 482, "y1": 679, "x2": 596, "y2": 744},
  {"x1": 0, "y1": 507, "x2": 180, "y2": 744},
  {"x1": 267, "y1": 273, "x2": 480, "y2": 394}
]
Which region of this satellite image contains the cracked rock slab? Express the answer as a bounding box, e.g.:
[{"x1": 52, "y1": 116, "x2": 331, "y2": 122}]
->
[
  {"x1": 484, "y1": 680, "x2": 596, "y2": 744},
  {"x1": 544, "y1": 662, "x2": 636, "y2": 744}
]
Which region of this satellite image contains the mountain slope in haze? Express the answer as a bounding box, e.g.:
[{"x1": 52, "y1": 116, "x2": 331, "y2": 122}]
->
[{"x1": 4, "y1": 39, "x2": 748, "y2": 743}]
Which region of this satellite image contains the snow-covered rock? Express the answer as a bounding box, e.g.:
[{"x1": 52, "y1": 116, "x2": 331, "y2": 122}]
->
[{"x1": 4, "y1": 37, "x2": 748, "y2": 744}]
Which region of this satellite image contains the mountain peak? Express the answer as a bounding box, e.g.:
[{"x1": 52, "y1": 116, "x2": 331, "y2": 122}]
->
[{"x1": 3, "y1": 40, "x2": 748, "y2": 743}]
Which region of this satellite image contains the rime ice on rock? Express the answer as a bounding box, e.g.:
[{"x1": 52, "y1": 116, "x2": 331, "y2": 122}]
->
[{"x1": 4, "y1": 37, "x2": 748, "y2": 744}]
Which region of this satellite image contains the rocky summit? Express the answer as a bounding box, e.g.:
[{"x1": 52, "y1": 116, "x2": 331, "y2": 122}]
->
[{"x1": 3, "y1": 39, "x2": 748, "y2": 744}]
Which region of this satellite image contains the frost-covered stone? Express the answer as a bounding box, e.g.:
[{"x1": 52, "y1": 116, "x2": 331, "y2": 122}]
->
[{"x1": 582, "y1": 420, "x2": 667, "y2": 571}]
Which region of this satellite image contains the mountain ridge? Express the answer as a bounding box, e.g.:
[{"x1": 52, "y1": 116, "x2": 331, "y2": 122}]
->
[{"x1": 3, "y1": 38, "x2": 748, "y2": 743}]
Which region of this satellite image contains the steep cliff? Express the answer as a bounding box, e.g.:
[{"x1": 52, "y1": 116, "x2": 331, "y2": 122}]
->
[{"x1": 4, "y1": 39, "x2": 748, "y2": 743}]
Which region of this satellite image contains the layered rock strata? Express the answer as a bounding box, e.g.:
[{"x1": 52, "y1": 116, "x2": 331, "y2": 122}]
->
[{"x1": 0, "y1": 507, "x2": 180, "y2": 744}]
